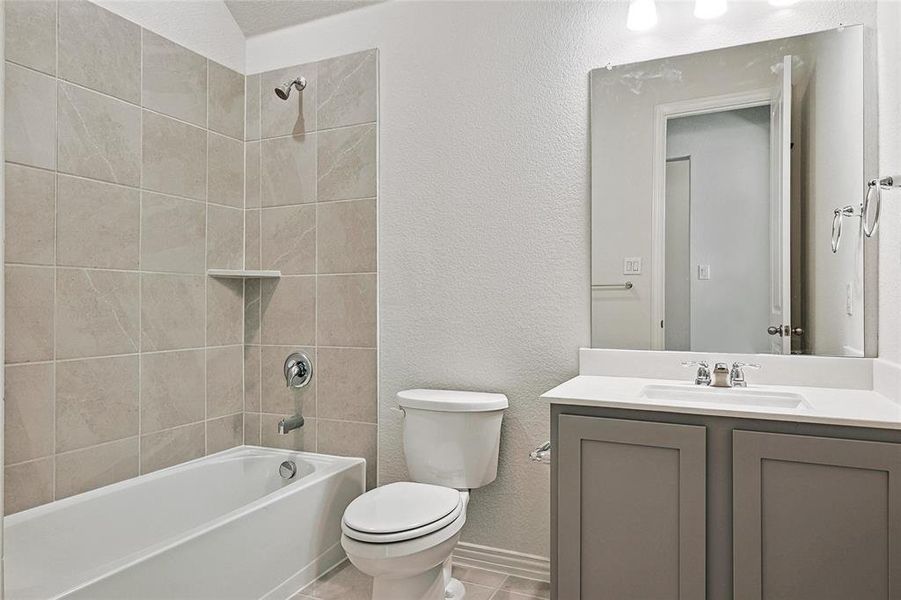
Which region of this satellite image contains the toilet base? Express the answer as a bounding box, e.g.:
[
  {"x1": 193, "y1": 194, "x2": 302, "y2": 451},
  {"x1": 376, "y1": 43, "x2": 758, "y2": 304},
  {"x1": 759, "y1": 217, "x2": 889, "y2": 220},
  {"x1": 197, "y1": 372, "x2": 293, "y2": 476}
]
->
[{"x1": 371, "y1": 558, "x2": 463, "y2": 600}]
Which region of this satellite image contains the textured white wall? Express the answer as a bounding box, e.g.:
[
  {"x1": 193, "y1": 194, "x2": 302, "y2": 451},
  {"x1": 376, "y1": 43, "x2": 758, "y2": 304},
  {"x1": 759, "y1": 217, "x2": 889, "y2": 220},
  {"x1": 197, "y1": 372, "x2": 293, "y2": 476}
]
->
[
  {"x1": 94, "y1": 0, "x2": 245, "y2": 71},
  {"x1": 878, "y1": 0, "x2": 901, "y2": 366},
  {"x1": 247, "y1": 1, "x2": 885, "y2": 556}
]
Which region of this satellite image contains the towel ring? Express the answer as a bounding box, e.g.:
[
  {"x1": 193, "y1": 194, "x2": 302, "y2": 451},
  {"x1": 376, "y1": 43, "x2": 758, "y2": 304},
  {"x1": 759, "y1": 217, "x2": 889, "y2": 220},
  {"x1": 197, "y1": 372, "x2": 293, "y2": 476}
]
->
[
  {"x1": 831, "y1": 206, "x2": 857, "y2": 253},
  {"x1": 862, "y1": 179, "x2": 882, "y2": 237}
]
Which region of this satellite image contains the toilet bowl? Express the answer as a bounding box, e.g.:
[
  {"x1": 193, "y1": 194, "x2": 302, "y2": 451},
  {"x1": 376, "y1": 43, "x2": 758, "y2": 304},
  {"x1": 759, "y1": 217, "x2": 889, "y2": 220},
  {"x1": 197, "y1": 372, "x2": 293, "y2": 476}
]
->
[
  {"x1": 341, "y1": 483, "x2": 470, "y2": 600},
  {"x1": 340, "y1": 389, "x2": 507, "y2": 600}
]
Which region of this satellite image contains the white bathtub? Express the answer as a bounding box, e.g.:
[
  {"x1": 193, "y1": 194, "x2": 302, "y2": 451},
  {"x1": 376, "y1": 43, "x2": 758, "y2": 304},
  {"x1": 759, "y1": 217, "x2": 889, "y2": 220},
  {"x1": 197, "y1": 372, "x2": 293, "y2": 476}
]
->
[{"x1": 4, "y1": 446, "x2": 365, "y2": 599}]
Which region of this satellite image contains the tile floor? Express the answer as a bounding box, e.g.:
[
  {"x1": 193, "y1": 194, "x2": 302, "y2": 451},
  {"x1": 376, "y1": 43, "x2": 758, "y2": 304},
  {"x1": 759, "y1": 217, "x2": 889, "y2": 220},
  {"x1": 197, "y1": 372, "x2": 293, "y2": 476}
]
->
[{"x1": 293, "y1": 560, "x2": 550, "y2": 600}]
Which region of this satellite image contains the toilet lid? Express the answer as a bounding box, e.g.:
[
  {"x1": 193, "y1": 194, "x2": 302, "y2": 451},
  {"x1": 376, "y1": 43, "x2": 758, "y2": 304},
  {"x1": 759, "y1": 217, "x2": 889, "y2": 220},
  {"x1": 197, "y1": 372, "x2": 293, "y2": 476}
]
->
[{"x1": 343, "y1": 482, "x2": 462, "y2": 537}]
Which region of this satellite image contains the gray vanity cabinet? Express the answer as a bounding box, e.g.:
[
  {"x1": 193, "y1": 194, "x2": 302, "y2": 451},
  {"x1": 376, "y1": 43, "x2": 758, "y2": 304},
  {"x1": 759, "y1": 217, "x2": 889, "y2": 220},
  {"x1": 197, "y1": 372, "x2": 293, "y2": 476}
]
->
[
  {"x1": 556, "y1": 415, "x2": 707, "y2": 600},
  {"x1": 732, "y1": 430, "x2": 901, "y2": 600}
]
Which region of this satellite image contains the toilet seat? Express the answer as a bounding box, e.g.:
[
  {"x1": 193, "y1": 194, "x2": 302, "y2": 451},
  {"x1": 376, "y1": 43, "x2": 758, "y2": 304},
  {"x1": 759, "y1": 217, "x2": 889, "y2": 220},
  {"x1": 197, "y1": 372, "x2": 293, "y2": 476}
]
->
[{"x1": 342, "y1": 482, "x2": 464, "y2": 543}]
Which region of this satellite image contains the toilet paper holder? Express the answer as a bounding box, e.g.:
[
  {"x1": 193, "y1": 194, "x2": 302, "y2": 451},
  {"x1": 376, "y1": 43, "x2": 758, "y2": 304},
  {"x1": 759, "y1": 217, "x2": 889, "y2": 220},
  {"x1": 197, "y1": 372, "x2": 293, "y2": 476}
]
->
[{"x1": 530, "y1": 441, "x2": 551, "y2": 464}]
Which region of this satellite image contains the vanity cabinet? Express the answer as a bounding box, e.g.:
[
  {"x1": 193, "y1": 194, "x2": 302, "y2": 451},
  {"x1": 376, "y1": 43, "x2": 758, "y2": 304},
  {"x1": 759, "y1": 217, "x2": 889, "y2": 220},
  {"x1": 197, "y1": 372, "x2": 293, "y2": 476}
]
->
[
  {"x1": 551, "y1": 407, "x2": 901, "y2": 600},
  {"x1": 732, "y1": 431, "x2": 901, "y2": 600},
  {"x1": 556, "y1": 416, "x2": 706, "y2": 600}
]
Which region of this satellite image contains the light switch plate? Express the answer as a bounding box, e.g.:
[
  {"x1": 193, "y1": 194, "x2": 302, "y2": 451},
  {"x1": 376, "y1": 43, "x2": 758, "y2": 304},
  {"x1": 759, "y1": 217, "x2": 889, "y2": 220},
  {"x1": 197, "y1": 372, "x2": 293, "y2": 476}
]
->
[
  {"x1": 698, "y1": 264, "x2": 711, "y2": 280},
  {"x1": 624, "y1": 257, "x2": 642, "y2": 275}
]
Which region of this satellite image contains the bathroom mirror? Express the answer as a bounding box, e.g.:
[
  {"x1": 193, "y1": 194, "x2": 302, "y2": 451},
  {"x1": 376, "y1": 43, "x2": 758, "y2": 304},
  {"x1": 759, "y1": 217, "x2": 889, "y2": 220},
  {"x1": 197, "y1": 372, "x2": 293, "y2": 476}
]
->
[{"x1": 590, "y1": 26, "x2": 877, "y2": 357}]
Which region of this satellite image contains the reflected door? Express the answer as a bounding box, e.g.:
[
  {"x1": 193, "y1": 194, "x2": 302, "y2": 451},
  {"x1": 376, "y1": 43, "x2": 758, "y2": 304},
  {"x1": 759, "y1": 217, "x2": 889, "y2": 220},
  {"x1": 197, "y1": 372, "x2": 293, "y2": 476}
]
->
[{"x1": 769, "y1": 55, "x2": 793, "y2": 354}]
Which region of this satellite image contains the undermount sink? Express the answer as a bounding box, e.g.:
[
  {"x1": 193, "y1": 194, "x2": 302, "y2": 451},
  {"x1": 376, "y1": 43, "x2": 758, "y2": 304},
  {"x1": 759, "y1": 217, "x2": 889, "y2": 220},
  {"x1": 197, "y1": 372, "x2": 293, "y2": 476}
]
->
[{"x1": 639, "y1": 384, "x2": 809, "y2": 409}]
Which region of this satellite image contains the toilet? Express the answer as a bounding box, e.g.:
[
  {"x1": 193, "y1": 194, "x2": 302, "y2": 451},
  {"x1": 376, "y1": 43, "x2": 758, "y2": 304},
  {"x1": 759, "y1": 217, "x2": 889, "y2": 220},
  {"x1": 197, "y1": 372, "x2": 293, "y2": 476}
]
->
[{"x1": 340, "y1": 389, "x2": 508, "y2": 600}]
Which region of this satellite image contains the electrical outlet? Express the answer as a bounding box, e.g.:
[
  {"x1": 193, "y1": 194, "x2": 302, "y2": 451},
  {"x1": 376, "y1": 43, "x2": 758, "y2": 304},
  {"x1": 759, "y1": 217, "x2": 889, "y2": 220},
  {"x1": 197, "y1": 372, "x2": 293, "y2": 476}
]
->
[
  {"x1": 624, "y1": 257, "x2": 642, "y2": 275},
  {"x1": 698, "y1": 264, "x2": 711, "y2": 280},
  {"x1": 846, "y1": 283, "x2": 853, "y2": 316}
]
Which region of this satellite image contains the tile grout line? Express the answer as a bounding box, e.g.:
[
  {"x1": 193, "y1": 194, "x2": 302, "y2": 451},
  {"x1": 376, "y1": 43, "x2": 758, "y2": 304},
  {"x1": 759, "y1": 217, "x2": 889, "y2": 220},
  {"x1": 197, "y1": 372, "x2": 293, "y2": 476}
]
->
[
  {"x1": 50, "y1": 0, "x2": 60, "y2": 503},
  {"x1": 204, "y1": 56, "x2": 210, "y2": 457},
  {"x1": 137, "y1": 11, "x2": 144, "y2": 475}
]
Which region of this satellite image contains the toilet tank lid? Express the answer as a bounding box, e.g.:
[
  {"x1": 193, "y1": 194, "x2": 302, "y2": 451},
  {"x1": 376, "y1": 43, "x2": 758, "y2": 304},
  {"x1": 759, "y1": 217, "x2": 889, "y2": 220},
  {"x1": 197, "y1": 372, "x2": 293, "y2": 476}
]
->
[{"x1": 397, "y1": 389, "x2": 508, "y2": 412}]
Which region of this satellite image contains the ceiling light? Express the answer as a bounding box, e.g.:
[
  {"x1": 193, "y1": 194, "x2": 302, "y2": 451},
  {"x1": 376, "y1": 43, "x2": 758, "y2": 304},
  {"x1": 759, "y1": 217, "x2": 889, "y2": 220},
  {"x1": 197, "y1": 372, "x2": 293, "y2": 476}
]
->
[
  {"x1": 627, "y1": 0, "x2": 658, "y2": 31},
  {"x1": 694, "y1": 0, "x2": 727, "y2": 19},
  {"x1": 768, "y1": 0, "x2": 799, "y2": 6}
]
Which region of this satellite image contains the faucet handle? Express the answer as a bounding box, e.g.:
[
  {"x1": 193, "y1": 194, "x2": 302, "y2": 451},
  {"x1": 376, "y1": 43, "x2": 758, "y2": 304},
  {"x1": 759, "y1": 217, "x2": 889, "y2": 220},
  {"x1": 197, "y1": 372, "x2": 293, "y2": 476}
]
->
[
  {"x1": 681, "y1": 360, "x2": 709, "y2": 368},
  {"x1": 731, "y1": 362, "x2": 761, "y2": 370},
  {"x1": 730, "y1": 362, "x2": 760, "y2": 388},
  {"x1": 682, "y1": 361, "x2": 711, "y2": 385}
]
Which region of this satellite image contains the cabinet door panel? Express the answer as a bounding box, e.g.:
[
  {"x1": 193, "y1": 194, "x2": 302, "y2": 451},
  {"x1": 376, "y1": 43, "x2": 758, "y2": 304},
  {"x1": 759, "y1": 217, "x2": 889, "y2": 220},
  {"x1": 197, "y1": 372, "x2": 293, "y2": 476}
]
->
[
  {"x1": 733, "y1": 430, "x2": 901, "y2": 600},
  {"x1": 557, "y1": 415, "x2": 706, "y2": 600}
]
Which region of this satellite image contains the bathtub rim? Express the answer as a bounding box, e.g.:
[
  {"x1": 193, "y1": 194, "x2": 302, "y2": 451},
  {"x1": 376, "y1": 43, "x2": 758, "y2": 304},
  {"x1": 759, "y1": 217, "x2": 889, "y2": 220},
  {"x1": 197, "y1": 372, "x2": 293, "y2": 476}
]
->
[{"x1": 5, "y1": 445, "x2": 366, "y2": 600}]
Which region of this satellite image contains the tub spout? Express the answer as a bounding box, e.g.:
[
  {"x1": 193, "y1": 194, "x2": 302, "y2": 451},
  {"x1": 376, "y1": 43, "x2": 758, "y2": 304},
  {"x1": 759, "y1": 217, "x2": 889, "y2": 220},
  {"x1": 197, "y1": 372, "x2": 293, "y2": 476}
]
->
[{"x1": 278, "y1": 414, "x2": 304, "y2": 435}]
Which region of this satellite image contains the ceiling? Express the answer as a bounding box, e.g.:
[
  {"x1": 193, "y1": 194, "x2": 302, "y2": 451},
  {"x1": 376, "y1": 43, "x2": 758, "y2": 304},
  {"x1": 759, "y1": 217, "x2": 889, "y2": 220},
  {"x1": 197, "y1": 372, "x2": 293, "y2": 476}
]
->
[{"x1": 224, "y1": 0, "x2": 383, "y2": 37}]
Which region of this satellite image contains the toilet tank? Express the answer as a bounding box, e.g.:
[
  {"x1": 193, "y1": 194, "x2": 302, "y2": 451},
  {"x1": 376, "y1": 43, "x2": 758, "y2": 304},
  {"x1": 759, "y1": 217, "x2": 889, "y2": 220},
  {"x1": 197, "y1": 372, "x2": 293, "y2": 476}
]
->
[{"x1": 397, "y1": 389, "x2": 508, "y2": 489}]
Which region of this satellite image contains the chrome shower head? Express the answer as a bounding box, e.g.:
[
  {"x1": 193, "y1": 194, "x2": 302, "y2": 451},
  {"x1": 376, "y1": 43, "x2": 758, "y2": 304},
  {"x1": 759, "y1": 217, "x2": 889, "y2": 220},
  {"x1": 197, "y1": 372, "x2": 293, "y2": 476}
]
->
[{"x1": 274, "y1": 76, "x2": 307, "y2": 100}]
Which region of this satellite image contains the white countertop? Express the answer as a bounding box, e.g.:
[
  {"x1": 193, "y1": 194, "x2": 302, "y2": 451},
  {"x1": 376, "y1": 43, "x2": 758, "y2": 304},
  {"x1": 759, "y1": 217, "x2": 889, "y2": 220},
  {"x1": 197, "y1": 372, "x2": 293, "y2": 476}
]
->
[{"x1": 542, "y1": 375, "x2": 901, "y2": 430}]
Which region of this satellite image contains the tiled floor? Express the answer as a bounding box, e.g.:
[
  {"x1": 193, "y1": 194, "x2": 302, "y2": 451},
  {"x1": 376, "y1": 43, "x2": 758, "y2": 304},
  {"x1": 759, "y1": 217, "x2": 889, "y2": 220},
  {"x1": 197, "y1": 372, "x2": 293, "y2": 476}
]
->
[{"x1": 292, "y1": 560, "x2": 550, "y2": 600}]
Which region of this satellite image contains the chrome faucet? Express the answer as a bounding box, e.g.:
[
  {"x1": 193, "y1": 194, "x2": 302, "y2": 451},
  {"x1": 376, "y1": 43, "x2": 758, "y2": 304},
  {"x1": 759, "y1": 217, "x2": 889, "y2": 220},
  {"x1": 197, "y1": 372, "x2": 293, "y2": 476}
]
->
[
  {"x1": 278, "y1": 414, "x2": 305, "y2": 435},
  {"x1": 682, "y1": 361, "x2": 711, "y2": 385}
]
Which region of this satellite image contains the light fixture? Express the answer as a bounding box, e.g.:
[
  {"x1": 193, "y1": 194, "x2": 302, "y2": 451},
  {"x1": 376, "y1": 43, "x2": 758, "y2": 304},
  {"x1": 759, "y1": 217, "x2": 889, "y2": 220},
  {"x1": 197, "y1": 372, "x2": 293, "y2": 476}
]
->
[
  {"x1": 627, "y1": 0, "x2": 658, "y2": 31},
  {"x1": 694, "y1": 0, "x2": 727, "y2": 19},
  {"x1": 768, "y1": 0, "x2": 798, "y2": 6}
]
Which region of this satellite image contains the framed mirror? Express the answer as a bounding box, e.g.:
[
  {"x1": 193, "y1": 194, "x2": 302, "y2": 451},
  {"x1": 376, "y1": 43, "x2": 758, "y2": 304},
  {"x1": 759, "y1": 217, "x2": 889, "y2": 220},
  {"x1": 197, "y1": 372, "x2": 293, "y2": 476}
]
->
[{"x1": 590, "y1": 26, "x2": 877, "y2": 357}]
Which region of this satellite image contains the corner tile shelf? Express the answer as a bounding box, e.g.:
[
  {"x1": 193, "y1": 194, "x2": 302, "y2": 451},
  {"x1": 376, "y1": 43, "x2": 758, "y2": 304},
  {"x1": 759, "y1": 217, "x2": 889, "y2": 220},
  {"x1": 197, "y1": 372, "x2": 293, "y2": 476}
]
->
[{"x1": 207, "y1": 269, "x2": 281, "y2": 279}]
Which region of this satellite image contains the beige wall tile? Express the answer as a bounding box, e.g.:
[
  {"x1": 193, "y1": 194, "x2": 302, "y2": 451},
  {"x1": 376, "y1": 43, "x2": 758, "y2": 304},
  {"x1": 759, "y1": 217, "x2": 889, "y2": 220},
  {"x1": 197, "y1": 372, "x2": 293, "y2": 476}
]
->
[
  {"x1": 244, "y1": 345, "x2": 261, "y2": 412},
  {"x1": 260, "y1": 63, "x2": 317, "y2": 138},
  {"x1": 244, "y1": 412, "x2": 261, "y2": 445},
  {"x1": 55, "y1": 356, "x2": 139, "y2": 452},
  {"x1": 141, "y1": 192, "x2": 206, "y2": 274},
  {"x1": 317, "y1": 50, "x2": 377, "y2": 130},
  {"x1": 261, "y1": 205, "x2": 316, "y2": 275},
  {"x1": 245, "y1": 141, "x2": 261, "y2": 208},
  {"x1": 260, "y1": 346, "x2": 316, "y2": 416},
  {"x1": 5, "y1": 0, "x2": 57, "y2": 75},
  {"x1": 209, "y1": 61, "x2": 244, "y2": 140},
  {"x1": 207, "y1": 204, "x2": 244, "y2": 269},
  {"x1": 261, "y1": 134, "x2": 317, "y2": 207},
  {"x1": 318, "y1": 420, "x2": 377, "y2": 489},
  {"x1": 5, "y1": 164, "x2": 55, "y2": 265},
  {"x1": 206, "y1": 346, "x2": 243, "y2": 418},
  {"x1": 206, "y1": 413, "x2": 243, "y2": 454},
  {"x1": 58, "y1": 82, "x2": 141, "y2": 186},
  {"x1": 317, "y1": 348, "x2": 377, "y2": 423},
  {"x1": 317, "y1": 124, "x2": 377, "y2": 202},
  {"x1": 142, "y1": 110, "x2": 208, "y2": 201},
  {"x1": 317, "y1": 274, "x2": 377, "y2": 347},
  {"x1": 56, "y1": 268, "x2": 140, "y2": 359},
  {"x1": 140, "y1": 422, "x2": 204, "y2": 474},
  {"x1": 245, "y1": 74, "x2": 261, "y2": 141},
  {"x1": 208, "y1": 133, "x2": 244, "y2": 208},
  {"x1": 141, "y1": 350, "x2": 205, "y2": 432},
  {"x1": 244, "y1": 279, "x2": 261, "y2": 345},
  {"x1": 261, "y1": 414, "x2": 316, "y2": 452},
  {"x1": 5, "y1": 458, "x2": 54, "y2": 514},
  {"x1": 207, "y1": 277, "x2": 243, "y2": 346},
  {"x1": 141, "y1": 274, "x2": 205, "y2": 351},
  {"x1": 6, "y1": 266, "x2": 54, "y2": 363},
  {"x1": 5, "y1": 63, "x2": 57, "y2": 169},
  {"x1": 57, "y1": 175, "x2": 140, "y2": 269},
  {"x1": 317, "y1": 199, "x2": 377, "y2": 274},
  {"x1": 245, "y1": 209, "x2": 261, "y2": 270},
  {"x1": 260, "y1": 276, "x2": 316, "y2": 346},
  {"x1": 58, "y1": 0, "x2": 141, "y2": 103},
  {"x1": 141, "y1": 29, "x2": 207, "y2": 127},
  {"x1": 56, "y1": 437, "x2": 139, "y2": 499},
  {"x1": 5, "y1": 363, "x2": 54, "y2": 464}
]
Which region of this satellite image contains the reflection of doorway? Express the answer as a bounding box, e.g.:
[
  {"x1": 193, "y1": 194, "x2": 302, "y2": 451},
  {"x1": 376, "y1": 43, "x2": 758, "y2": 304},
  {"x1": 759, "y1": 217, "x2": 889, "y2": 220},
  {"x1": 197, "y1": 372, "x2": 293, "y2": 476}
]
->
[
  {"x1": 665, "y1": 157, "x2": 691, "y2": 351},
  {"x1": 664, "y1": 107, "x2": 772, "y2": 353}
]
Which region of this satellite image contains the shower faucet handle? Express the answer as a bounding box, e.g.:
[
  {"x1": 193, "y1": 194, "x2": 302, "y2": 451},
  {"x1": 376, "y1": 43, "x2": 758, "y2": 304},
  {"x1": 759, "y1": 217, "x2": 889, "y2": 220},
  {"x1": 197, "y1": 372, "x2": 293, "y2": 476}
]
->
[{"x1": 284, "y1": 352, "x2": 313, "y2": 389}]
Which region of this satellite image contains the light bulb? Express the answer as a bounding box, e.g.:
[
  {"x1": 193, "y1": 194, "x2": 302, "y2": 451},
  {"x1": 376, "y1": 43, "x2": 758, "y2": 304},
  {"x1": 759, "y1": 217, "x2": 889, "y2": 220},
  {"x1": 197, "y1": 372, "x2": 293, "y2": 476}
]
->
[
  {"x1": 627, "y1": 0, "x2": 658, "y2": 31},
  {"x1": 694, "y1": 0, "x2": 727, "y2": 19}
]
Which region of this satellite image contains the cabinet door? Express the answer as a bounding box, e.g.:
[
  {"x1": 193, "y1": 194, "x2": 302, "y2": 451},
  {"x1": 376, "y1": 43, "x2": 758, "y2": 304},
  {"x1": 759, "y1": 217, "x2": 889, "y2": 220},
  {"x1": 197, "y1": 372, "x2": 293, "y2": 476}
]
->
[
  {"x1": 557, "y1": 415, "x2": 706, "y2": 600},
  {"x1": 733, "y1": 430, "x2": 901, "y2": 600}
]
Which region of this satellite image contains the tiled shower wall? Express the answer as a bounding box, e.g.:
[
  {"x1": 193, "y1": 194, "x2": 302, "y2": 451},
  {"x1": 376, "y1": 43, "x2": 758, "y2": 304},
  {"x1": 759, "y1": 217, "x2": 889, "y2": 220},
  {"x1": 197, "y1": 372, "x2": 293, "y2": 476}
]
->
[
  {"x1": 242, "y1": 50, "x2": 379, "y2": 489},
  {"x1": 3, "y1": 0, "x2": 246, "y2": 513}
]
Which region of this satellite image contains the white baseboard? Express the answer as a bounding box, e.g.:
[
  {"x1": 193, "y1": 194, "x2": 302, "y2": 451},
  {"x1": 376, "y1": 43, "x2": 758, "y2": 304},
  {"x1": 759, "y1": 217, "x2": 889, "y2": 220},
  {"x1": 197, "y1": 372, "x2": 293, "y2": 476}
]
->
[{"x1": 452, "y1": 542, "x2": 550, "y2": 583}]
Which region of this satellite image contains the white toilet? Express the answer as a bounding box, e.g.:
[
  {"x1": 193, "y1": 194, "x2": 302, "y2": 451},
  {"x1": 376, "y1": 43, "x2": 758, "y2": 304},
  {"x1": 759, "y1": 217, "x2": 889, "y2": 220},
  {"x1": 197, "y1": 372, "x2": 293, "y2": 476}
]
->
[{"x1": 340, "y1": 389, "x2": 508, "y2": 600}]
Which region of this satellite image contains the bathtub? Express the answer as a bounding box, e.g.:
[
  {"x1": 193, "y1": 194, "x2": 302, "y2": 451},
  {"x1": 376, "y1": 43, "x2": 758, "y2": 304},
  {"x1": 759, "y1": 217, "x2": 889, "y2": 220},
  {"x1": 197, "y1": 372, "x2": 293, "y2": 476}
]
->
[{"x1": 4, "y1": 446, "x2": 365, "y2": 599}]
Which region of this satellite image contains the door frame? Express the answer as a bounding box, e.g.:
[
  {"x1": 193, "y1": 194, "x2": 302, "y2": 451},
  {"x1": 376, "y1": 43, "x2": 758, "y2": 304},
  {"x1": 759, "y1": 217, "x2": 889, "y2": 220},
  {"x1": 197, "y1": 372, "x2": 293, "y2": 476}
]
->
[{"x1": 650, "y1": 88, "x2": 776, "y2": 349}]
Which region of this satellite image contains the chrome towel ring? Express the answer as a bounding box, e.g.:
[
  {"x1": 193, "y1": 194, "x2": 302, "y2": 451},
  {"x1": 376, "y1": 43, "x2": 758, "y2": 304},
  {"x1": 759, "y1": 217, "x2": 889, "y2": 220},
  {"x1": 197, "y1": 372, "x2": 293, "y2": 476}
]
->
[
  {"x1": 831, "y1": 206, "x2": 857, "y2": 253},
  {"x1": 832, "y1": 175, "x2": 899, "y2": 253}
]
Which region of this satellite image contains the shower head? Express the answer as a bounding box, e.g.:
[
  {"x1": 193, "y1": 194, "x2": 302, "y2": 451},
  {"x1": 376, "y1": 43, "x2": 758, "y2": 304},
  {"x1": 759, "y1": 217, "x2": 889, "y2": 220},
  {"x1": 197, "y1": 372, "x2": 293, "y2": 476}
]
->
[{"x1": 274, "y1": 76, "x2": 307, "y2": 100}]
